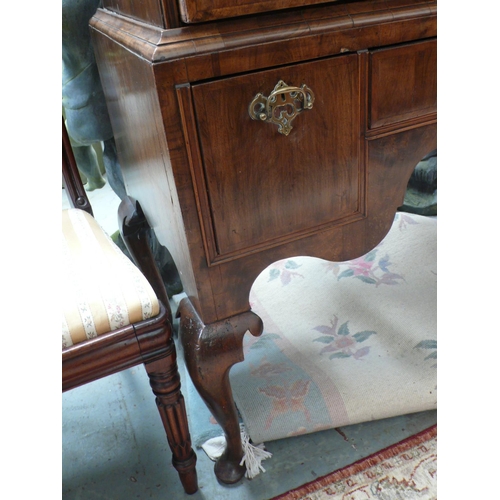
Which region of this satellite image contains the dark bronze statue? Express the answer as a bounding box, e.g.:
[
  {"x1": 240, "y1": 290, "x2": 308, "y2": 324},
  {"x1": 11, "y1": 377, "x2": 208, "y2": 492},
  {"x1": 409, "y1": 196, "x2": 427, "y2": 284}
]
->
[{"x1": 62, "y1": 0, "x2": 126, "y2": 200}]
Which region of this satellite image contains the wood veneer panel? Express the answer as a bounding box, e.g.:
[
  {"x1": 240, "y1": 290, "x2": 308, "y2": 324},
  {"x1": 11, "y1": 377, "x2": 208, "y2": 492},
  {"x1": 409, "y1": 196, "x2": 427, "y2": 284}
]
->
[
  {"x1": 90, "y1": 30, "x2": 218, "y2": 322},
  {"x1": 90, "y1": 0, "x2": 437, "y2": 324},
  {"x1": 207, "y1": 123, "x2": 437, "y2": 320},
  {"x1": 369, "y1": 39, "x2": 436, "y2": 128},
  {"x1": 191, "y1": 55, "x2": 362, "y2": 260},
  {"x1": 179, "y1": 0, "x2": 336, "y2": 24},
  {"x1": 102, "y1": 0, "x2": 182, "y2": 28},
  {"x1": 91, "y1": 1, "x2": 437, "y2": 72},
  {"x1": 102, "y1": 0, "x2": 165, "y2": 27}
]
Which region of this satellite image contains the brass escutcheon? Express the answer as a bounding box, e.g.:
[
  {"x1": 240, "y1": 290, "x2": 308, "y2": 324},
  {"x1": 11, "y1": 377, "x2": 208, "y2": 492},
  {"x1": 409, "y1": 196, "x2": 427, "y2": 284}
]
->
[{"x1": 248, "y1": 80, "x2": 315, "y2": 136}]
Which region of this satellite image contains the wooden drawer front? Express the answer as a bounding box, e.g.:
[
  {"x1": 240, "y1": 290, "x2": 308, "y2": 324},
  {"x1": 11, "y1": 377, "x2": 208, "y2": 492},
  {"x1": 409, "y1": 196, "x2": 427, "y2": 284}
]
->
[
  {"x1": 190, "y1": 55, "x2": 362, "y2": 262},
  {"x1": 178, "y1": 0, "x2": 331, "y2": 23},
  {"x1": 369, "y1": 39, "x2": 436, "y2": 129}
]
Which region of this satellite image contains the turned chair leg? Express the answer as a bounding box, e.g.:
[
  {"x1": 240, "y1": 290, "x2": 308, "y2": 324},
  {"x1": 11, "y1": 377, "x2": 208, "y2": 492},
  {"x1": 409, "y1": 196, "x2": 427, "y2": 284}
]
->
[
  {"x1": 118, "y1": 196, "x2": 198, "y2": 492},
  {"x1": 144, "y1": 345, "x2": 198, "y2": 494},
  {"x1": 178, "y1": 298, "x2": 263, "y2": 484}
]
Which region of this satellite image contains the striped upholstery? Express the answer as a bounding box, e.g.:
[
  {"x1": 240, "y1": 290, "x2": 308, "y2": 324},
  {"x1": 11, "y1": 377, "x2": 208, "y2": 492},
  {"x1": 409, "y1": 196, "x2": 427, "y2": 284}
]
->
[{"x1": 62, "y1": 208, "x2": 160, "y2": 349}]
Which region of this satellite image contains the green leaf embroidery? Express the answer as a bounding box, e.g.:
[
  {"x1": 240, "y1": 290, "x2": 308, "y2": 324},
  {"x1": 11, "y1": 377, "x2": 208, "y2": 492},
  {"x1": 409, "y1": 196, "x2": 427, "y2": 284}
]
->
[
  {"x1": 364, "y1": 250, "x2": 378, "y2": 262},
  {"x1": 313, "y1": 336, "x2": 335, "y2": 344},
  {"x1": 329, "y1": 352, "x2": 351, "y2": 359},
  {"x1": 338, "y1": 322, "x2": 350, "y2": 336},
  {"x1": 269, "y1": 268, "x2": 280, "y2": 281},
  {"x1": 338, "y1": 269, "x2": 355, "y2": 280},
  {"x1": 356, "y1": 276, "x2": 377, "y2": 284},
  {"x1": 424, "y1": 352, "x2": 437, "y2": 360},
  {"x1": 353, "y1": 330, "x2": 377, "y2": 342},
  {"x1": 285, "y1": 260, "x2": 301, "y2": 270},
  {"x1": 415, "y1": 340, "x2": 437, "y2": 350}
]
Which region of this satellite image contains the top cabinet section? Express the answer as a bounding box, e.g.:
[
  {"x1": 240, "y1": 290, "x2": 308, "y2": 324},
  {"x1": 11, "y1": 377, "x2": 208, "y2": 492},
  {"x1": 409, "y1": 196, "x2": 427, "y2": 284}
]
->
[
  {"x1": 99, "y1": 1, "x2": 435, "y2": 29},
  {"x1": 102, "y1": 0, "x2": 335, "y2": 26},
  {"x1": 102, "y1": 0, "x2": 166, "y2": 27},
  {"x1": 178, "y1": 0, "x2": 333, "y2": 23}
]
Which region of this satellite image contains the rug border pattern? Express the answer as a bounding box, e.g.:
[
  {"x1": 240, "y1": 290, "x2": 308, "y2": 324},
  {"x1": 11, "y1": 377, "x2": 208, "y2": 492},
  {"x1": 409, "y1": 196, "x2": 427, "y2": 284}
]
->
[{"x1": 271, "y1": 424, "x2": 437, "y2": 500}]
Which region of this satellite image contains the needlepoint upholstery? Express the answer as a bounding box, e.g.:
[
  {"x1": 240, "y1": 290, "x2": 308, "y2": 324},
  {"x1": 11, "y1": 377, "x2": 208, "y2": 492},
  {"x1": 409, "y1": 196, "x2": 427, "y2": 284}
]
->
[
  {"x1": 62, "y1": 208, "x2": 159, "y2": 349},
  {"x1": 230, "y1": 212, "x2": 437, "y2": 443}
]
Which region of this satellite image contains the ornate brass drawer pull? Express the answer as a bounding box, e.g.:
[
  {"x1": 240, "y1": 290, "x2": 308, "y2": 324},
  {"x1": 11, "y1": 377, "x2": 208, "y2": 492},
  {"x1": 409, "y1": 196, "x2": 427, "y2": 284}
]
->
[{"x1": 248, "y1": 80, "x2": 315, "y2": 136}]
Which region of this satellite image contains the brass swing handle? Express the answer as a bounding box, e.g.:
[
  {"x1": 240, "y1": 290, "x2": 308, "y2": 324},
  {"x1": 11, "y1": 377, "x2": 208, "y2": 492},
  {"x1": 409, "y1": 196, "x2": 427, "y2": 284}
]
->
[{"x1": 248, "y1": 80, "x2": 315, "y2": 136}]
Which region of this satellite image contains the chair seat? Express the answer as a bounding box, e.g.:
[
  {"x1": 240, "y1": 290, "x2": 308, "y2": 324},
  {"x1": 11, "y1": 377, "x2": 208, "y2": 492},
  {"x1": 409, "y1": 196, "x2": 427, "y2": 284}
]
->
[{"x1": 62, "y1": 208, "x2": 159, "y2": 349}]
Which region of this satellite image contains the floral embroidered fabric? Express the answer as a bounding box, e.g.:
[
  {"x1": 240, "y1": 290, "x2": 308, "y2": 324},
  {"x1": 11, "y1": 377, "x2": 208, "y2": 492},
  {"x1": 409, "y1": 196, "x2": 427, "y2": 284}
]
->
[{"x1": 230, "y1": 213, "x2": 437, "y2": 443}]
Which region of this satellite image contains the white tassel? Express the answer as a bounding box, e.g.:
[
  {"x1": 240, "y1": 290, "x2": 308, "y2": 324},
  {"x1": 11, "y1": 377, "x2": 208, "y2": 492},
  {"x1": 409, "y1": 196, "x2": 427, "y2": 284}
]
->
[
  {"x1": 239, "y1": 424, "x2": 273, "y2": 479},
  {"x1": 200, "y1": 424, "x2": 272, "y2": 479}
]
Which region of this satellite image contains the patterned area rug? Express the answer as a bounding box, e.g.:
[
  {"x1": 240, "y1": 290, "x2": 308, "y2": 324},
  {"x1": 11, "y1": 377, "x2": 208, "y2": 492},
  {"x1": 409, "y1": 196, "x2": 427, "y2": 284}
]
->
[
  {"x1": 230, "y1": 212, "x2": 437, "y2": 443},
  {"x1": 271, "y1": 425, "x2": 437, "y2": 499}
]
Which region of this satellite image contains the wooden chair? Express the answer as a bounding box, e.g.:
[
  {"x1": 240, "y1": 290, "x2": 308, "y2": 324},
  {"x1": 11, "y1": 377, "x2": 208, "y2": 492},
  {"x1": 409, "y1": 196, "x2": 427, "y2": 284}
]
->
[{"x1": 62, "y1": 119, "x2": 198, "y2": 494}]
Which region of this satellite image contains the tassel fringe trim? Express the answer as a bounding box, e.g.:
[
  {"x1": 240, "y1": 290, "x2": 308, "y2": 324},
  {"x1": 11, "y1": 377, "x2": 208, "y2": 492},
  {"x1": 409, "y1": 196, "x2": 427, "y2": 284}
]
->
[{"x1": 201, "y1": 424, "x2": 273, "y2": 479}]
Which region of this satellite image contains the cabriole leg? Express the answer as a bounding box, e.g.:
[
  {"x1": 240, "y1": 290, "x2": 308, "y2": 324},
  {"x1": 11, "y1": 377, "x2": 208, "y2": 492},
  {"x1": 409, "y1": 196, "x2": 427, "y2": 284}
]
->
[{"x1": 178, "y1": 298, "x2": 263, "y2": 484}]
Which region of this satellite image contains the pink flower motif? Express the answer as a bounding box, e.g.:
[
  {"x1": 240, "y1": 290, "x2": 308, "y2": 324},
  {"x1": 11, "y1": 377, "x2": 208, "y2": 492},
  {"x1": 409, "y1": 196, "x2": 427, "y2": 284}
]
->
[
  {"x1": 335, "y1": 336, "x2": 355, "y2": 349},
  {"x1": 313, "y1": 317, "x2": 376, "y2": 360},
  {"x1": 351, "y1": 259, "x2": 373, "y2": 276}
]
